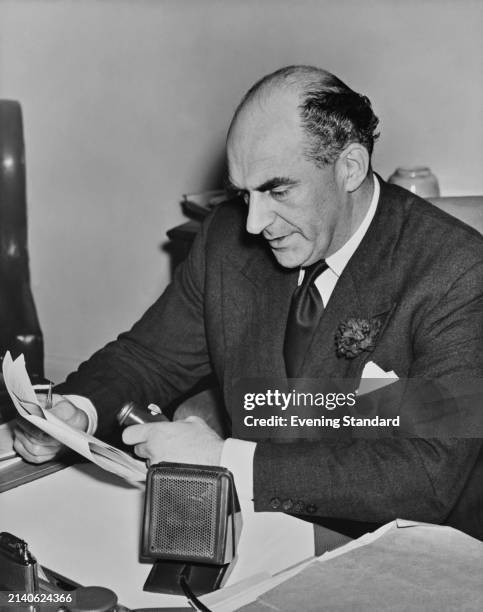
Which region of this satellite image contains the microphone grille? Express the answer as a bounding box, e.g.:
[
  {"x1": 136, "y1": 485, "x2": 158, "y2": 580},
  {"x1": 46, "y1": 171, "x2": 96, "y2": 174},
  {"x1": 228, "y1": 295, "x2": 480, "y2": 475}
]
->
[{"x1": 145, "y1": 465, "x2": 227, "y2": 561}]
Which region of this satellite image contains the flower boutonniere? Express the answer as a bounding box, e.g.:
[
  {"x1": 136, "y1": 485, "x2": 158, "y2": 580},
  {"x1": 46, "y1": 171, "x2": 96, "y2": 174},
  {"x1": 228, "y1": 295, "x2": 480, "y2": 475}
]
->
[{"x1": 335, "y1": 317, "x2": 382, "y2": 359}]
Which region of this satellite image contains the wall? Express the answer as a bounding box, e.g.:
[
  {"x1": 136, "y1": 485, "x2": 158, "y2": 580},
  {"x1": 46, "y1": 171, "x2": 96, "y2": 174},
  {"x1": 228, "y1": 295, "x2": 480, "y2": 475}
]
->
[{"x1": 0, "y1": 0, "x2": 481, "y2": 381}]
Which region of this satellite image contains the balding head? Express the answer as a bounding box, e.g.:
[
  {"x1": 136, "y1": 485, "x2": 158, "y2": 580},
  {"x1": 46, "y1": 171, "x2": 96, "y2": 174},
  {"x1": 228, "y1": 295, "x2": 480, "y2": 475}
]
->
[
  {"x1": 228, "y1": 65, "x2": 379, "y2": 167},
  {"x1": 226, "y1": 66, "x2": 378, "y2": 269}
]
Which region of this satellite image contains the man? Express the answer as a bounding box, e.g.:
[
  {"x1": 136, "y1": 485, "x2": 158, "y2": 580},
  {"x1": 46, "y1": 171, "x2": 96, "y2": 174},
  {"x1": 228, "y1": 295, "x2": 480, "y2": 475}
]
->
[{"x1": 14, "y1": 66, "x2": 483, "y2": 540}]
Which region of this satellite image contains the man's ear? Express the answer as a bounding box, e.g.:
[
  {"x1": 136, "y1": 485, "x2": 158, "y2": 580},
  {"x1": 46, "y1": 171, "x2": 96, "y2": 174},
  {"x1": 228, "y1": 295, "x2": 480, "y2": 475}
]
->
[{"x1": 336, "y1": 143, "x2": 370, "y2": 192}]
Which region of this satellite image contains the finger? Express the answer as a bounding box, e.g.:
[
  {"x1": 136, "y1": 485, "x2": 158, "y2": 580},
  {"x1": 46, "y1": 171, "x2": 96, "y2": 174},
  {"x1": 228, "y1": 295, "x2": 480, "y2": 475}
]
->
[
  {"x1": 133, "y1": 443, "x2": 150, "y2": 459},
  {"x1": 14, "y1": 429, "x2": 60, "y2": 457},
  {"x1": 122, "y1": 423, "x2": 155, "y2": 445},
  {"x1": 15, "y1": 422, "x2": 57, "y2": 447},
  {"x1": 13, "y1": 436, "x2": 57, "y2": 464},
  {"x1": 50, "y1": 400, "x2": 88, "y2": 432},
  {"x1": 14, "y1": 427, "x2": 60, "y2": 450},
  {"x1": 15, "y1": 419, "x2": 53, "y2": 440},
  {"x1": 183, "y1": 415, "x2": 206, "y2": 426},
  {"x1": 51, "y1": 399, "x2": 78, "y2": 419}
]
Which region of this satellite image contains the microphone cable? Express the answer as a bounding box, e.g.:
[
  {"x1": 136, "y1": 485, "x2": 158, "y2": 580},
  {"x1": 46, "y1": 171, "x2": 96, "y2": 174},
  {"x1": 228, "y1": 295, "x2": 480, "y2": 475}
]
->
[
  {"x1": 178, "y1": 473, "x2": 237, "y2": 612},
  {"x1": 179, "y1": 573, "x2": 212, "y2": 612}
]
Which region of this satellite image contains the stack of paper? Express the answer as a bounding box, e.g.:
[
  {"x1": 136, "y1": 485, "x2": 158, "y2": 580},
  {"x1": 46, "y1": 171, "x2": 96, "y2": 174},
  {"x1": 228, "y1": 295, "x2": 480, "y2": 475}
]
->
[{"x1": 202, "y1": 519, "x2": 483, "y2": 611}]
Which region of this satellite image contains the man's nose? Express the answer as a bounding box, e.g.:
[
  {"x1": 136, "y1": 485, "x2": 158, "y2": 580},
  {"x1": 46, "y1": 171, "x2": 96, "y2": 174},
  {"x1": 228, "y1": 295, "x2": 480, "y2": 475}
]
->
[{"x1": 246, "y1": 192, "x2": 274, "y2": 235}]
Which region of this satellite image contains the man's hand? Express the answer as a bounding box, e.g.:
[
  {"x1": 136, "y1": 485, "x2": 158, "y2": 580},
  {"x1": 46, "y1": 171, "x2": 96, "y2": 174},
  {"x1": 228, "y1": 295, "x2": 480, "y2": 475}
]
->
[
  {"x1": 13, "y1": 395, "x2": 88, "y2": 464},
  {"x1": 122, "y1": 416, "x2": 224, "y2": 466}
]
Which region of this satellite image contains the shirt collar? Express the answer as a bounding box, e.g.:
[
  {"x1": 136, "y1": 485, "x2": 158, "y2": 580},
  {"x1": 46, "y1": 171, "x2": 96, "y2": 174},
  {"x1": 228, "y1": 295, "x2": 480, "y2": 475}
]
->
[
  {"x1": 298, "y1": 174, "x2": 380, "y2": 284},
  {"x1": 326, "y1": 174, "x2": 380, "y2": 277}
]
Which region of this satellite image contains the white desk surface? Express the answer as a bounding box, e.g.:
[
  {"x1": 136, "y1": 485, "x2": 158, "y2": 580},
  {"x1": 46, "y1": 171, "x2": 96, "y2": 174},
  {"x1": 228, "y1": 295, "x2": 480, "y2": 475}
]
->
[
  {"x1": 1, "y1": 463, "x2": 314, "y2": 609},
  {"x1": 2, "y1": 463, "x2": 182, "y2": 609}
]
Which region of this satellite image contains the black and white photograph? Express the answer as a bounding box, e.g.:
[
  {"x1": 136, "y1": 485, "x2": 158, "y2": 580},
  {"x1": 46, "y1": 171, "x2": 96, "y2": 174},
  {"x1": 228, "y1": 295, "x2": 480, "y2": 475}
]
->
[{"x1": 1, "y1": 1, "x2": 482, "y2": 610}]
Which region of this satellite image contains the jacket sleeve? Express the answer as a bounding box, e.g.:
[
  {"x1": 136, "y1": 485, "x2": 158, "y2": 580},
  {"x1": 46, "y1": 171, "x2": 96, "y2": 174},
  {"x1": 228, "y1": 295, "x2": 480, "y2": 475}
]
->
[
  {"x1": 253, "y1": 259, "x2": 483, "y2": 529},
  {"x1": 55, "y1": 213, "x2": 214, "y2": 438}
]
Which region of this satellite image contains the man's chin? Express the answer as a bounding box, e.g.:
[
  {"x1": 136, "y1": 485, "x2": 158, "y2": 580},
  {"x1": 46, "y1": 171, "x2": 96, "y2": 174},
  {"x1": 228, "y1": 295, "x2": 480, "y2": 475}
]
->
[{"x1": 270, "y1": 248, "x2": 305, "y2": 269}]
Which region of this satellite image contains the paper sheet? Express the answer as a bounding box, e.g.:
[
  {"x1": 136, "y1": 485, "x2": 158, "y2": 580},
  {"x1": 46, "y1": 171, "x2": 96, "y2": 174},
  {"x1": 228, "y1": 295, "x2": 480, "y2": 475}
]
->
[
  {"x1": 225, "y1": 519, "x2": 483, "y2": 612},
  {"x1": 2, "y1": 352, "x2": 146, "y2": 483}
]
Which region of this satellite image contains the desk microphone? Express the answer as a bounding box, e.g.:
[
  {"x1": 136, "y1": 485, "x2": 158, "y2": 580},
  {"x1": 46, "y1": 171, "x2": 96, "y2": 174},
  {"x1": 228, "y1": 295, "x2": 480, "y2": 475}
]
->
[
  {"x1": 141, "y1": 462, "x2": 240, "y2": 602},
  {"x1": 116, "y1": 404, "x2": 240, "y2": 607}
]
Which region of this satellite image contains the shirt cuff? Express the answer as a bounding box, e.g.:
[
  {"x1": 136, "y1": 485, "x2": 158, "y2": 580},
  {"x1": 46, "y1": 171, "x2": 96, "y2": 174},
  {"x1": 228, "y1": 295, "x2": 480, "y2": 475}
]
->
[
  {"x1": 220, "y1": 438, "x2": 257, "y2": 503},
  {"x1": 62, "y1": 395, "x2": 98, "y2": 436}
]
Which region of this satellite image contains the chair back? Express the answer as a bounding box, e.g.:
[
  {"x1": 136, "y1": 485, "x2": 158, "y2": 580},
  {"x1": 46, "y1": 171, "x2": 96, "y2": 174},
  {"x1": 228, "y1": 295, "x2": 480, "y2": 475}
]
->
[
  {"x1": 0, "y1": 100, "x2": 44, "y2": 380},
  {"x1": 429, "y1": 196, "x2": 483, "y2": 235}
]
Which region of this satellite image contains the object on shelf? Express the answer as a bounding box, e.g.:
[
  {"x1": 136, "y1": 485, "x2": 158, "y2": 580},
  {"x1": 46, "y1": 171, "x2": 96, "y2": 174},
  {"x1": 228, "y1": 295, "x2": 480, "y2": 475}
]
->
[
  {"x1": 388, "y1": 166, "x2": 440, "y2": 198},
  {"x1": 181, "y1": 190, "x2": 228, "y2": 220}
]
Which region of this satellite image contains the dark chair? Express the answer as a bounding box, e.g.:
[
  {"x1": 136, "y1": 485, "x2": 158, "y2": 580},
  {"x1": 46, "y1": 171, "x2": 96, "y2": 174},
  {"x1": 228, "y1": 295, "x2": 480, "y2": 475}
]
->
[{"x1": 0, "y1": 100, "x2": 44, "y2": 420}]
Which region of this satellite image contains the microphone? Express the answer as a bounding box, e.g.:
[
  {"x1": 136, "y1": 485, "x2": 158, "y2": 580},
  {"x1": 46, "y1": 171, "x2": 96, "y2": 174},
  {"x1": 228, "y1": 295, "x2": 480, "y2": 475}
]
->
[
  {"x1": 141, "y1": 462, "x2": 240, "y2": 598},
  {"x1": 115, "y1": 403, "x2": 240, "y2": 600},
  {"x1": 116, "y1": 402, "x2": 168, "y2": 427}
]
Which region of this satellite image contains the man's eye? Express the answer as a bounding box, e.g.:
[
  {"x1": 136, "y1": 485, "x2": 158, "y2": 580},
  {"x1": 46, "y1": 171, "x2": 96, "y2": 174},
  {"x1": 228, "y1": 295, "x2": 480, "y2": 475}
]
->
[{"x1": 271, "y1": 189, "x2": 289, "y2": 200}]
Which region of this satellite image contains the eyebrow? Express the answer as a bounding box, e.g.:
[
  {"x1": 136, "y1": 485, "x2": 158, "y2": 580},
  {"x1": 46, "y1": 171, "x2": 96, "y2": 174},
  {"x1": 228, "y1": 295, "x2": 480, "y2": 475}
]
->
[
  {"x1": 226, "y1": 176, "x2": 298, "y2": 192},
  {"x1": 255, "y1": 177, "x2": 299, "y2": 192}
]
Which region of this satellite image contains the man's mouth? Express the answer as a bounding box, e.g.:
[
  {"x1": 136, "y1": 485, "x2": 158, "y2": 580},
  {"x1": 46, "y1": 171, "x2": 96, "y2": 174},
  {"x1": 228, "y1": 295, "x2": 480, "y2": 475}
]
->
[{"x1": 267, "y1": 235, "x2": 291, "y2": 249}]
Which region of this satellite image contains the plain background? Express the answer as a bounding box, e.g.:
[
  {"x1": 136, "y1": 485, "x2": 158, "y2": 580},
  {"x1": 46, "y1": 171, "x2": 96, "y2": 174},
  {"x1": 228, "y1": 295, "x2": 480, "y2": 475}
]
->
[{"x1": 0, "y1": 0, "x2": 482, "y2": 381}]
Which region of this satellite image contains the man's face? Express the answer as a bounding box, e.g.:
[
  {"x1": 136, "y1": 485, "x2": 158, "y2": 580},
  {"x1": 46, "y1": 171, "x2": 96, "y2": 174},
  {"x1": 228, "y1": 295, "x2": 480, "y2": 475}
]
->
[{"x1": 227, "y1": 92, "x2": 350, "y2": 268}]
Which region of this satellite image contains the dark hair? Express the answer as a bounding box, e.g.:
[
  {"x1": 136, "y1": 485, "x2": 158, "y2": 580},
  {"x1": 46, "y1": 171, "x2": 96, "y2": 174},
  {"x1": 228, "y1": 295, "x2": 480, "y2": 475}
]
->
[{"x1": 233, "y1": 65, "x2": 380, "y2": 166}]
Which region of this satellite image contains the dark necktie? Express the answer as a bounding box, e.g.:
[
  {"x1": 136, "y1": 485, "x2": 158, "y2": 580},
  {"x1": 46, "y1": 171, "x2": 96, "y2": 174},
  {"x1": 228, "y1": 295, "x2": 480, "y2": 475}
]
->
[{"x1": 284, "y1": 260, "x2": 328, "y2": 377}]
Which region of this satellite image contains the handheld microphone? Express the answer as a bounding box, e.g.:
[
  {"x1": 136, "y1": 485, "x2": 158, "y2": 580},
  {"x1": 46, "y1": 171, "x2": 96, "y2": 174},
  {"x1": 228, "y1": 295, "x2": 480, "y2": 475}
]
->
[{"x1": 116, "y1": 402, "x2": 168, "y2": 427}]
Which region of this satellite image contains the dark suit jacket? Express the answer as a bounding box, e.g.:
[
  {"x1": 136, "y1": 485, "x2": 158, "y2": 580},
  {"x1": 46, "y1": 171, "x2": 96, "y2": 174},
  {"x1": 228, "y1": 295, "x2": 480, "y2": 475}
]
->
[{"x1": 57, "y1": 179, "x2": 483, "y2": 540}]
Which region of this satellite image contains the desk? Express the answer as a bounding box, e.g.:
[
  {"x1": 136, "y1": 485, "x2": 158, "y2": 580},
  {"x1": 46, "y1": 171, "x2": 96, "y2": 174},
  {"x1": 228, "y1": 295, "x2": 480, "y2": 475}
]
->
[
  {"x1": 0, "y1": 455, "x2": 70, "y2": 493},
  {"x1": 4, "y1": 466, "x2": 482, "y2": 611},
  {"x1": 2, "y1": 463, "x2": 181, "y2": 609},
  {"x1": 0, "y1": 420, "x2": 72, "y2": 493},
  {"x1": 2, "y1": 463, "x2": 314, "y2": 609}
]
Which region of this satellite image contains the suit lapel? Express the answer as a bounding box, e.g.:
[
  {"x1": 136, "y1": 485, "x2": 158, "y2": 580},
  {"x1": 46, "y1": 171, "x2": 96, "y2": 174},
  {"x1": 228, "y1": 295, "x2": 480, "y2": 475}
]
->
[
  {"x1": 222, "y1": 178, "x2": 404, "y2": 381},
  {"x1": 299, "y1": 266, "x2": 395, "y2": 379},
  {"x1": 299, "y1": 180, "x2": 400, "y2": 379}
]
